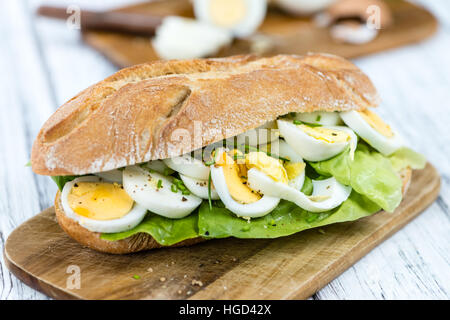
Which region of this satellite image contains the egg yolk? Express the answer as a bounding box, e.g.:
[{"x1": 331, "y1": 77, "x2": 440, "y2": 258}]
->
[
  {"x1": 209, "y1": 0, "x2": 246, "y2": 27},
  {"x1": 67, "y1": 182, "x2": 134, "y2": 220},
  {"x1": 246, "y1": 152, "x2": 288, "y2": 184},
  {"x1": 216, "y1": 152, "x2": 261, "y2": 204},
  {"x1": 284, "y1": 162, "x2": 306, "y2": 181},
  {"x1": 299, "y1": 124, "x2": 350, "y2": 144},
  {"x1": 358, "y1": 109, "x2": 393, "y2": 138}
]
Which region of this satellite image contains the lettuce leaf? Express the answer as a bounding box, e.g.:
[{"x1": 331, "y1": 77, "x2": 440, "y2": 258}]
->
[
  {"x1": 309, "y1": 145, "x2": 425, "y2": 213},
  {"x1": 100, "y1": 211, "x2": 199, "y2": 246},
  {"x1": 198, "y1": 191, "x2": 380, "y2": 239},
  {"x1": 309, "y1": 144, "x2": 403, "y2": 212},
  {"x1": 389, "y1": 147, "x2": 426, "y2": 171},
  {"x1": 51, "y1": 176, "x2": 77, "y2": 191}
]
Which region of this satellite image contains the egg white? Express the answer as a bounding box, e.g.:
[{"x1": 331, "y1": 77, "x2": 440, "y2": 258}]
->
[
  {"x1": 123, "y1": 166, "x2": 202, "y2": 219},
  {"x1": 164, "y1": 154, "x2": 210, "y2": 180},
  {"x1": 141, "y1": 160, "x2": 172, "y2": 174},
  {"x1": 193, "y1": 0, "x2": 267, "y2": 38},
  {"x1": 277, "y1": 120, "x2": 357, "y2": 161},
  {"x1": 247, "y1": 170, "x2": 351, "y2": 212},
  {"x1": 180, "y1": 174, "x2": 220, "y2": 200},
  {"x1": 61, "y1": 176, "x2": 147, "y2": 233},
  {"x1": 210, "y1": 149, "x2": 280, "y2": 218},
  {"x1": 340, "y1": 110, "x2": 404, "y2": 156},
  {"x1": 261, "y1": 139, "x2": 305, "y2": 189},
  {"x1": 152, "y1": 16, "x2": 232, "y2": 60},
  {"x1": 293, "y1": 111, "x2": 342, "y2": 126}
]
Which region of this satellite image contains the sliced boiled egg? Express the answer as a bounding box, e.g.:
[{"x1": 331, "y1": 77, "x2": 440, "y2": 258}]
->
[
  {"x1": 61, "y1": 176, "x2": 147, "y2": 233},
  {"x1": 123, "y1": 166, "x2": 202, "y2": 219},
  {"x1": 179, "y1": 174, "x2": 220, "y2": 200},
  {"x1": 210, "y1": 149, "x2": 280, "y2": 218},
  {"x1": 247, "y1": 170, "x2": 351, "y2": 212},
  {"x1": 260, "y1": 139, "x2": 305, "y2": 190},
  {"x1": 164, "y1": 154, "x2": 210, "y2": 180},
  {"x1": 293, "y1": 111, "x2": 342, "y2": 126},
  {"x1": 277, "y1": 119, "x2": 357, "y2": 161},
  {"x1": 340, "y1": 109, "x2": 403, "y2": 156},
  {"x1": 152, "y1": 16, "x2": 233, "y2": 60},
  {"x1": 193, "y1": 0, "x2": 267, "y2": 38}
]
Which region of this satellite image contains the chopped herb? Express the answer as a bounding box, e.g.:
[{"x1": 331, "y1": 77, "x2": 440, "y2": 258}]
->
[
  {"x1": 132, "y1": 275, "x2": 141, "y2": 280},
  {"x1": 294, "y1": 119, "x2": 322, "y2": 127},
  {"x1": 171, "y1": 184, "x2": 178, "y2": 193},
  {"x1": 25, "y1": 161, "x2": 31, "y2": 167},
  {"x1": 233, "y1": 154, "x2": 245, "y2": 160},
  {"x1": 205, "y1": 159, "x2": 215, "y2": 166},
  {"x1": 181, "y1": 189, "x2": 191, "y2": 195},
  {"x1": 208, "y1": 171, "x2": 213, "y2": 210},
  {"x1": 157, "y1": 179, "x2": 163, "y2": 189},
  {"x1": 163, "y1": 168, "x2": 171, "y2": 176},
  {"x1": 305, "y1": 122, "x2": 322, "y2": 127},
  {"x1": 316, "y1": 115, "x2": 322, "y2": 122}
]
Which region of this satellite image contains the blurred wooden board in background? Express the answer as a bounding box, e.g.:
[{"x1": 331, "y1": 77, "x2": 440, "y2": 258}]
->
[
  {"x1": 82, "y1": 0, "x2": 438, "y2": 68},
  {"x1": 4, "y1": 163, "x2": 440, "y2": 300}
]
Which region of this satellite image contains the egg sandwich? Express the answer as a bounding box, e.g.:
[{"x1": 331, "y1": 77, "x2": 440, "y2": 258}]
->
[{"x1": 31, "y1": 53, "x2": 426, "y2": 254}]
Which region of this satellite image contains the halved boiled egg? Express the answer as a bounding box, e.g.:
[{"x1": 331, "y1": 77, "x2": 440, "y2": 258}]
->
[
  {"x1": 277, "y1": 119, "x2": 357, "y2": 161},
  {"x1": 260, "y1": 139, "x2": 305, "y2": 190},
  {"x1": 152, "y1": 16, "x2": 233, "y2": 60},
  {"x1": 193, "y1": 0, "x2": 267, "y2": 38},
  {"x1": 179, "y1": 174, "x2": 220, "y2": 200},
  {"x1": 247, "y1": 171, "x2": 351, "y2": 212},
  {"x1": 164, "y1": 154, "x2": 210, "y2": 180},
  {"x1": 123, "y1": 166, "x2": 202, "y2": 219},
  {"x1": 293, "y1": 111, "x2": 342, "y2": 126},
  {"x1": 210, "y1": 149, "x2": 280, "y2": 218},
  {"x1": 340, "y1": 109, "x2": 403, "y2": 156},
  {"x1": 61, "y1": 176, "x2": 147, "y2": 233}
]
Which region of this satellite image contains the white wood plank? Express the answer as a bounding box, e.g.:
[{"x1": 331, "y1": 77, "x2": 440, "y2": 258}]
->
[{"x1": 0, "y1": 0, "x2": 449, "y2": 300}]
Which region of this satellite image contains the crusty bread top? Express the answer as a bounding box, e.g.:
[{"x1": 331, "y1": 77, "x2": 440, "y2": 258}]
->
[{"x1": 31, "y1": 53, "x2": 379, "y2": 176}]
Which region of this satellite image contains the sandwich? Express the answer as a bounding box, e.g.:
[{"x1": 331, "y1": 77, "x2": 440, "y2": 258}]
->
[{"x1": 31, "y1": 53, "x2": 426, "y2": 254}]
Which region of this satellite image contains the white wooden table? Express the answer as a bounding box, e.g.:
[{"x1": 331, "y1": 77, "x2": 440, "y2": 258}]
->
[{"x1": 1, "y1": 0, "x2": 449, "y2": 300}]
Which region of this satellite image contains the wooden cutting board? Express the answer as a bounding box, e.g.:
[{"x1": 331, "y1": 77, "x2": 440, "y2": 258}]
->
[
  {"x1": 4, "y1": 163, "x2": 440, "y2": 300},
  {"x1": 81, "y1": 0, "x2": 438, "y2": 68}
]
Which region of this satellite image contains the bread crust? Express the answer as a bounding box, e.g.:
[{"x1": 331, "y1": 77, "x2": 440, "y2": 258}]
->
[
  {"x1": 54, "y1": 192, "x2": 205, "y2": 254},
  {"x1": 55, "y1": 168, "x2": 412, "y2": 254},
  {"x1": 32, "y1": 53, "x2": 379, "y2": 176}
]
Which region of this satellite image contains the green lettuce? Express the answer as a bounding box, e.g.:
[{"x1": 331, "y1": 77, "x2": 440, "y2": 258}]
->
[
  {"x1": 198, "y1": 191, "x2": 380, "y2": 239},
  {"x1": 100, "y1": 211, "x2": 199, "y2": 246},
  {"x1": 51, "y1": 175, "x2": 77, "y2": 191},
  {"x1": 310, "y1": 144, "x2": 401, "y2": 212},
  {"x1": 389, "y1": 147, "x2": 426, "y2": 171}
]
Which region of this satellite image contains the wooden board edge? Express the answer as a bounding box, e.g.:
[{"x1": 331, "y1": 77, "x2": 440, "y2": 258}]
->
[{"x1": 3, "y1": 248, "x2": 80, "y2": 300}]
